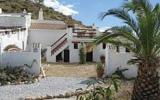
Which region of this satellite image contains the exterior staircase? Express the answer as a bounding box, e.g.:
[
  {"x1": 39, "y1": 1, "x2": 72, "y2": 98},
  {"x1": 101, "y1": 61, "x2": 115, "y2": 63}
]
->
[
  {"x1": 51, "y1": 33, "x2": 68, "y2": 55},
  {"x1": 46, "y1": 33, "x2": 69, "y2": 62}
]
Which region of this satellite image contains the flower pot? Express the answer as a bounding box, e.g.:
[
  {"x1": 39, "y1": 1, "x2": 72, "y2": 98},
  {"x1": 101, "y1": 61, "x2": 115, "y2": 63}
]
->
[{"x1": 96, "y1": 68, "x2": 104, "y2": 78}]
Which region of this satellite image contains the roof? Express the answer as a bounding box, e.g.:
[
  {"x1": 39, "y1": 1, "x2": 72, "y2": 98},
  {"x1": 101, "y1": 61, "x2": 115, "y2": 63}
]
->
[
  {"x1": 0, "y1": 13, "x2": 31, "y2": 18},
  {"x1": 30, "y1": 20, "x2": 67, "y2": 30}
]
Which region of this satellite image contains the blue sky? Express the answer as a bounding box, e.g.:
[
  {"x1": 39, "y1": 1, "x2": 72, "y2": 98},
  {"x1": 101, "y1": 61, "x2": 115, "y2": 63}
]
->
[{"x1": 44, "y1": 0, "x2": 160, "y2": 29}]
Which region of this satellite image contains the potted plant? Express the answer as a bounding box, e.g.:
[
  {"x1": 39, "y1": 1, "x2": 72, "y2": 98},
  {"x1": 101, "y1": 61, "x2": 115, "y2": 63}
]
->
[{"x1": 96, "y1": 63, "x2": 104, "y2": 78}]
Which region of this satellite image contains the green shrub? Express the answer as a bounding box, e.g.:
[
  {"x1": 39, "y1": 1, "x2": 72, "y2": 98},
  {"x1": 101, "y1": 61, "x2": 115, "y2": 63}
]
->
[
  {"x1": 96, "y1": 63, "x2": 104, "y2": 70},
  {"x1": 76, "y1": 75, "x2": 121, "y2": 100},
  {"x1": 0, "y1": 66, "x2": 38, "y2": 85},
  {"x1": 113, "y1": 67, "x2": 129, "y2": 80},
  {"x1": 79, "y1": 43, "x2": 86, "y2": 64}
]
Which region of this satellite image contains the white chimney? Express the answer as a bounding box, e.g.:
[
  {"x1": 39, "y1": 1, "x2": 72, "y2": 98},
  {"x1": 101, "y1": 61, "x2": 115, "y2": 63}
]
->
[
  {"x1": 23, "y1": 9, "x2": 27, "y2": 14},
  {"x1": 0, "y1": 8, "x2": 2, "y2": 14},
  {"x1": 38, "y1": 8, "x2": 44, "y2": 20}
]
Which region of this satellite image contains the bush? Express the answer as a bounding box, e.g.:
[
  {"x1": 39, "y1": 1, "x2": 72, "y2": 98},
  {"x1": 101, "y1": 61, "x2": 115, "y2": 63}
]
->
[
  {"x1": 0, "y1": 66, "x2": 38, "y2": 85},
  {"x1": 79, "y1": 43, "x2": 86, "y2": 64},
  {"x1": 76, "y1": 75, "x2": 121, "y2": 100},
  {"x1": 113, "y1": 67, "x2": 129, "y2": 80},
  {"x1": 96, "y1": 63, "x2": 104, "y2": 70},
  {"x1": 96, "y1": 63, "x2": 104, "y2": 78}
]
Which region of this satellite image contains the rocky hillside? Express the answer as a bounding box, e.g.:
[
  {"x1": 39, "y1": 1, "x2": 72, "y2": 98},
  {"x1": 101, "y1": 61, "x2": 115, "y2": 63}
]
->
[{"x1": 0, "y1": 0, "x2": 83, "y2": 26}]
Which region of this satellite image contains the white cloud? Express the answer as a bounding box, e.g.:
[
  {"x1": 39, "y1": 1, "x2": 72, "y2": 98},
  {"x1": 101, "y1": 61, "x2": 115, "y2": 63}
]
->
[{"x1": 44, "y1": 0, "x2": 78, "y2": 16}]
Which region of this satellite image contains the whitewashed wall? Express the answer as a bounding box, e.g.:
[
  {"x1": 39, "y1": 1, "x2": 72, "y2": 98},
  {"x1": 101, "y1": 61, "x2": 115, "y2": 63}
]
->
[
  {"x1": 46, "y1": 28, "x2": 72, "y2": 63},
  {"x1": 0, "y1": 13, "x2": 31, "y2": 52},
  {"x1": 0, "y1": 46, "x2": 41, "y2": 75},
  {"x1": 0, "y1": 30, "x2": 28, "y2": 53},
  {"x1": 28, "y1": 29, "x2": 67, "y2": 49},
  {"x1": 105, "y1": 45, "x2": 138, "y2": 78},
  {"x1": 46, "y1": 46, "x2": 56, "y2": 62},
  {"x1": 93, "y1": 44, "x2": 106, "y2": 62},
  {"x1": 69, "y1": 42, "x2": 80, "y2": 63}
]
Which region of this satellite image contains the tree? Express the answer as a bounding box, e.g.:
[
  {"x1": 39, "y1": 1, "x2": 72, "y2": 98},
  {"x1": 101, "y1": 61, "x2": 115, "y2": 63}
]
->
[
  {"x1": 79, "y1": 43, "x2": 86, "y2": 64},
  {"x1": 94, "y1": 0, "x2": 160, "y2": 99}
]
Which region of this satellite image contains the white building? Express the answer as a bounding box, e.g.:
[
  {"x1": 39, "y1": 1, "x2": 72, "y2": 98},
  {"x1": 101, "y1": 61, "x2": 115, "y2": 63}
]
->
[
  {"x1": 28, "y1": 9, "x2": 107, "y2": 63},
  {"x1": 0, "y1": 8, "x2": 137, "y2": 78},
  {"x1": 0, "y1": 9, "x2": 41, "y2": 75},
  {"x1": 0, "y1": 11, "x2": 31, "y2": 53},
  {"x1": 29, "y1": 10, "x2": 138, "y2": 77},
  {"x1": 104, "y1": 44, "x2": 137, "y2": 78}
]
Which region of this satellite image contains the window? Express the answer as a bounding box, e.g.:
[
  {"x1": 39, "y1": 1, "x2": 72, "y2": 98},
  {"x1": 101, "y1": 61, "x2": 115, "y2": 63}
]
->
[
  {"x1": 126, "y1": 48, "x2": 130, "y2": 52},
  {"x1": 116, "y1": 46, "x2": 119, "y2": 52},
  {"x1": 102, "y1": 43, "x2": 106, "y2": 49},
  {"x1": 74, "y1": 43, "x2": 78, "y2": 49}
]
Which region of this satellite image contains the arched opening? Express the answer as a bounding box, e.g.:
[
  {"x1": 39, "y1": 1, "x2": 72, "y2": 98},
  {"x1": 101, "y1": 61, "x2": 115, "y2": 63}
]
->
[{"x1": 4, "y1": 45, "x2": 21, "y2": 52}]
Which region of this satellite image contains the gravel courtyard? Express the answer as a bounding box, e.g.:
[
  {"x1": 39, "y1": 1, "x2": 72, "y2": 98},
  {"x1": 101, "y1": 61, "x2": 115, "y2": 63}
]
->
[{"x1": 0, "y1": 77, "x2": 94, "y2": 100}]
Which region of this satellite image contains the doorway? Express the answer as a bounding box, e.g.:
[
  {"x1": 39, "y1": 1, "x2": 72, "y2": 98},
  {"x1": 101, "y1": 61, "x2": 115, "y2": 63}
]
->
[
  {"x1": 56, "y1": 52, "x2": 62, "y2": 62},
  {"x1": 64, "y1": 50, "x2": 70, "y2": 62},
  {"x1": 86, "y1": 51, "x2": 93, "y2": 62}
]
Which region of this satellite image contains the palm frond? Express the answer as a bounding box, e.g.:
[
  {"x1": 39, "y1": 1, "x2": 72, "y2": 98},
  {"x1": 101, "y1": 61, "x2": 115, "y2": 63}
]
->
[
  {"x1": 94, "y1": 32, "x2": 122, "y2": 45},
  {"x1": 100, "y1": 8, "x2": 139, "y2": 36},
  {"x1": 96, "y1": 0, "x2": 160, "y2": 64}
]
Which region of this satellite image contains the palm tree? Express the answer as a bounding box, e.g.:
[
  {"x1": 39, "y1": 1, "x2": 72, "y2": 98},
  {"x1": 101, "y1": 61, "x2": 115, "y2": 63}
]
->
[{"x1": 94, "y1": 0, "x2": 160, "y2": 99}]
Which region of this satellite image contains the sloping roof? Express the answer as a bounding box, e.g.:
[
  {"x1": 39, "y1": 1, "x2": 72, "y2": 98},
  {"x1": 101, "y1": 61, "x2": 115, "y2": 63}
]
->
[{"x1": 30, "y1": 20, "x2": 67, "y2": 30}]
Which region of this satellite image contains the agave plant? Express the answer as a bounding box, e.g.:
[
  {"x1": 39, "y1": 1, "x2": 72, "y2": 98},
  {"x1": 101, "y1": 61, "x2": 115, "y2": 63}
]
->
[
  {"x1": 94, "y1": 0, "x2": 160, "y2": 99},
  {"x1": 76, "y1": 75, "x2": 121, "y2": 100}
]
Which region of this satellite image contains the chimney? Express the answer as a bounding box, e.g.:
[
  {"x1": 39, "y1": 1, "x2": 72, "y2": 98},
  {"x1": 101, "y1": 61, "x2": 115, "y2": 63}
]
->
[
  {"x1": 0, "y1": 8, "x2": 2, "y2": 14},
  {"x1": 23, "y1": 9, "x2": 27, "y2": 14},
  {"x1": 38, "y1": 8, "x2": 44, "y2": 20}
]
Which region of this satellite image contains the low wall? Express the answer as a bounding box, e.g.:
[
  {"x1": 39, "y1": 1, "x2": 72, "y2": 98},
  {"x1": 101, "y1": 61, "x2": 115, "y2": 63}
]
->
[
  {"x1": 0, "y1": 46, "x2": 41, "y2": 76},
  {"x1": 105, "y1": 47, "x2": 138, "y2": 78}
]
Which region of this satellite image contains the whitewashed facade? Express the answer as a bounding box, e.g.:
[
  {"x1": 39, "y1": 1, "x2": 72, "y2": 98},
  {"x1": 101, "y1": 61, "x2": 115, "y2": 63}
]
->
[
  {"x1": 0, "y1": 8, "x2": 137, "y2": 77},
  {"x1": 0, "y1": 12, "x2": 31, "y2": 53},
  {"x1": 0, "y1": 10, "x2": 41, "y2": 75},
  {"x1": 104, "y1": 44, "x2": 137, "y2": 78},
  {"x1": 0, "y1": 43, "x2": 41, "y2": 75}
]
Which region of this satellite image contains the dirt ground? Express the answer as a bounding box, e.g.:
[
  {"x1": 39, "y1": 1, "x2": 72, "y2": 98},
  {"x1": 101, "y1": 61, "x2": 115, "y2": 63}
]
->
[
  {"x1": 43, "y1": 63, "x2": 97, "y2": 78},
  {"x1": 42, "y1": 63, "x2": 134, "y2": 100}
]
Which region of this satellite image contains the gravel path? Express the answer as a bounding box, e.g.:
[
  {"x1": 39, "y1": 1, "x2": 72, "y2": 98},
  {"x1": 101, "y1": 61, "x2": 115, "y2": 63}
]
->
[{"x1": 0, "y1": 77, "x2": 94, "y2": 100}]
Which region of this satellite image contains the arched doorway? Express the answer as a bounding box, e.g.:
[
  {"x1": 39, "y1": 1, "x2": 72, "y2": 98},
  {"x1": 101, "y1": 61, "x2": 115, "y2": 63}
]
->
[{"x1": 4, "y1": 45, "x2": 21, "y2": 52}]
